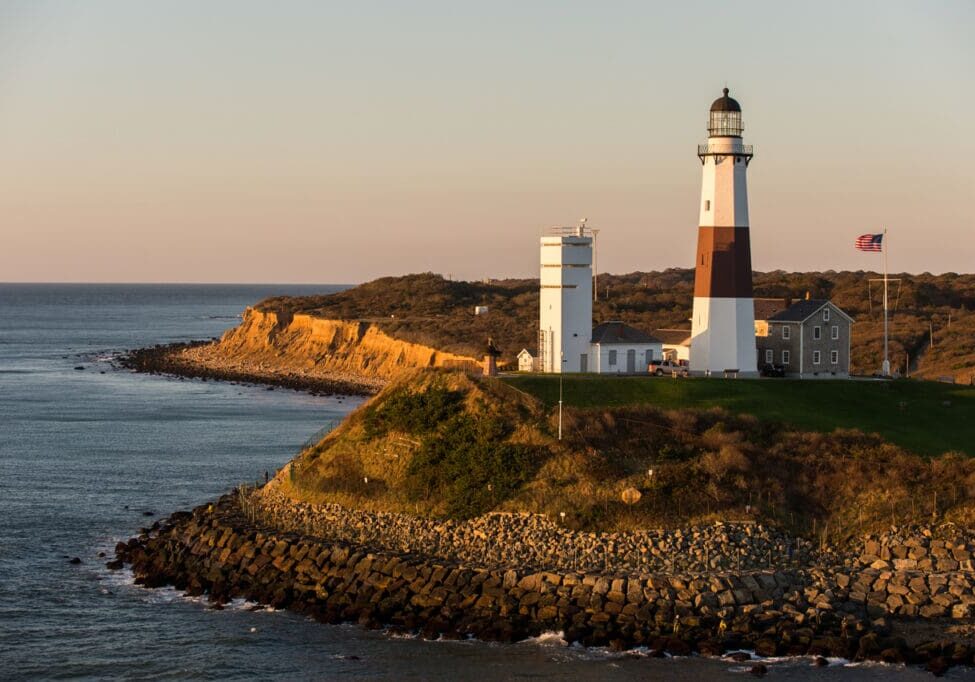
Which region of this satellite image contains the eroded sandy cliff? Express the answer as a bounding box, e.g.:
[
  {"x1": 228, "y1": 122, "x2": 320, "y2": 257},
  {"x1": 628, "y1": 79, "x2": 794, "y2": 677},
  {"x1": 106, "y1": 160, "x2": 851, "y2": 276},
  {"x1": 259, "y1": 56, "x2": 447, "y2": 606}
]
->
[{"x1": 173, "y1": 307, "x2": 479, "y2": 390}]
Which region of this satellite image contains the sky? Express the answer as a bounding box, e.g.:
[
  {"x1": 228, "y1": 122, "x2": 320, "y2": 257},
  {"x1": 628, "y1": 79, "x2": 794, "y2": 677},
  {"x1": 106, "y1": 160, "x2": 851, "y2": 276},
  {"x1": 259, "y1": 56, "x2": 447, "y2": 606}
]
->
[{"x1": 1, "y1": 1, "x2": 973, "y2": 283}]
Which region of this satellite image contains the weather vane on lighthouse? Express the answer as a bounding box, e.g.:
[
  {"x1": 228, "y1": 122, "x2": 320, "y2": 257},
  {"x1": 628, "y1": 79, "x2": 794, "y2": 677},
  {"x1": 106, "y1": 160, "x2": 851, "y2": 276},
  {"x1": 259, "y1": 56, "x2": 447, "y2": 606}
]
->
[{"x1": 689, "y1": 87, "x2": 758, "y2": 376}]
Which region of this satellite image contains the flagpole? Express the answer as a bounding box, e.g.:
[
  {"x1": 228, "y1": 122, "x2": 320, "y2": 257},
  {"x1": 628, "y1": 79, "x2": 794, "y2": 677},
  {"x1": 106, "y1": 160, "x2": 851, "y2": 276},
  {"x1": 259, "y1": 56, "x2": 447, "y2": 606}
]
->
[{"x1": 882, "y1": 227, "x2": 890, "y2": 377}]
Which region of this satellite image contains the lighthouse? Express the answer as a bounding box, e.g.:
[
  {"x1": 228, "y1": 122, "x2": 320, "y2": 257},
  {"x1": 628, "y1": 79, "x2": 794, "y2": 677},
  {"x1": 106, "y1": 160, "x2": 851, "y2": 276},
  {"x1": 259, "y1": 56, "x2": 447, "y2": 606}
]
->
[{"x1": 690, "y1": 88, "x2": 758, "y2": 376}]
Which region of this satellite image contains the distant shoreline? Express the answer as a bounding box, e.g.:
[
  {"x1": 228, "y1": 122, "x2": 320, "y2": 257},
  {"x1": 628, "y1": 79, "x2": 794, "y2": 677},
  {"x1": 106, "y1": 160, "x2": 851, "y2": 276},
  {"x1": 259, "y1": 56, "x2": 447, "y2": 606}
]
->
[{"x1": 119, "y1": 341, "x2": 382, "y2": 397}]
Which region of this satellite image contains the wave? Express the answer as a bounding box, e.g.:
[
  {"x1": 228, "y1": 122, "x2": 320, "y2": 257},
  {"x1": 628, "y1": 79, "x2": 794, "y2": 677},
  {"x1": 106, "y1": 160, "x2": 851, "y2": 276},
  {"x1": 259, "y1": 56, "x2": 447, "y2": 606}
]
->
[{"x1": 519, "y1": 630, "x2": 569, "y2": 647}]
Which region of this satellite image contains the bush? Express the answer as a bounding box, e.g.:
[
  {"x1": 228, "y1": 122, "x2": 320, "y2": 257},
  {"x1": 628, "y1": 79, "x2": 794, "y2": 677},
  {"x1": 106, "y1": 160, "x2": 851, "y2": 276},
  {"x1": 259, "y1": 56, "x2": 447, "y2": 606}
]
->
[
  {"x1": 404, "y1": 413, "x2": 541, "y2": 518},
  {"x1": 363, "y1": 384, "x2": 464, "y2": 439}
]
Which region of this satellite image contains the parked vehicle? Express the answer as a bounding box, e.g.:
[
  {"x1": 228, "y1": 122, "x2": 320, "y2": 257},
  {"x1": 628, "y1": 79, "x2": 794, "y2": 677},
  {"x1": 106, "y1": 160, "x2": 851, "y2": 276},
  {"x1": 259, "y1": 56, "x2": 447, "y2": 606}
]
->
[
  {"x1": 760, "y1": 363, "x2": 786, "y2": 377},
  {"x1": 648, "y1": 360, "x2": 689, "y2": 377}
]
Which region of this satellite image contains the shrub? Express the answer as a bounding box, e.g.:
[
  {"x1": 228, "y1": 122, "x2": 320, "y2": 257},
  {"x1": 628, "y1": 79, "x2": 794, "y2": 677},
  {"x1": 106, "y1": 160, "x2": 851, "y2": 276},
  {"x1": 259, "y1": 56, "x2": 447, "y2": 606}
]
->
[
  {"x1": 363, "y1": 384, "x2": 464, "y2": 439},
  {"x1": 404, "y1": 413, "x2": 541, "y2": 518}
]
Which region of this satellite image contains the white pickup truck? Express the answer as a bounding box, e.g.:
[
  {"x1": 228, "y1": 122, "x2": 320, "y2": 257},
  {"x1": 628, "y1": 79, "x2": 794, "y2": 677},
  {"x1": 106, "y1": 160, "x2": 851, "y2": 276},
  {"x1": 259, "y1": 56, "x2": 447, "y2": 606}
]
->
[{"x1": 648, "y1": 360, "x2": 689, "y2": 377}]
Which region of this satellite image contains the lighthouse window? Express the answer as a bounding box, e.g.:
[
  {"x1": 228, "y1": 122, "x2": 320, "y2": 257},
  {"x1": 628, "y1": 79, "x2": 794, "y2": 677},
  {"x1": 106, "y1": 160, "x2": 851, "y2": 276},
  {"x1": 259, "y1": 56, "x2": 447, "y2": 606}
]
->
[{"x1": 704, "y1": 200, "x2": 710, "y2": 211}]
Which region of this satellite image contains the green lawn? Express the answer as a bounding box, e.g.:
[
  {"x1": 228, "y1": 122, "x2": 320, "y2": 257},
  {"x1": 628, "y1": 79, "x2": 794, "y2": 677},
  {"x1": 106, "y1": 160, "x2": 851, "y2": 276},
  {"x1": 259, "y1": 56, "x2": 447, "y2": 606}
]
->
[{"x1": 502, "y1": 375, "x2": 975, "y2": 457}]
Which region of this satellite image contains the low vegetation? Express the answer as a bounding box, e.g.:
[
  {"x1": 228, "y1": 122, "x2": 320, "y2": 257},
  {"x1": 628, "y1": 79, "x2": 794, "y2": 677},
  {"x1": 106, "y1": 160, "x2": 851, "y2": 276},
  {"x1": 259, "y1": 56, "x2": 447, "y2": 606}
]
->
[
  {"x1": 504, "y1": 374, "x2": 975, "y2": 457},
  {"x1": 283, "y1": 369, "x2": 975, "y2": 544},
  {"x1": 257, "y1": 270, "x2": 975, "y2": 381}
]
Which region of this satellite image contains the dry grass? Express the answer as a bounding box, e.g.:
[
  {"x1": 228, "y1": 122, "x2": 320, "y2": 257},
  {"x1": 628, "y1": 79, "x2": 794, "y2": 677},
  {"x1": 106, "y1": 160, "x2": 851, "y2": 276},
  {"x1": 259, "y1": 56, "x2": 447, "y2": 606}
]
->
[{"x1": 280, "y1": 369, "x2": 975, "y2": 543}]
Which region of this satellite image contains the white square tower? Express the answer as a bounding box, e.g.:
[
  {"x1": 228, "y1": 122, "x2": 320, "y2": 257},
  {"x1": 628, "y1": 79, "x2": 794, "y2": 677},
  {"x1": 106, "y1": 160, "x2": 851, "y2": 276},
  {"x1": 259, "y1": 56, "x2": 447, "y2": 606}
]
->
[{"x1": 539, "y1": 226, "x2": 593, "y2": 373}]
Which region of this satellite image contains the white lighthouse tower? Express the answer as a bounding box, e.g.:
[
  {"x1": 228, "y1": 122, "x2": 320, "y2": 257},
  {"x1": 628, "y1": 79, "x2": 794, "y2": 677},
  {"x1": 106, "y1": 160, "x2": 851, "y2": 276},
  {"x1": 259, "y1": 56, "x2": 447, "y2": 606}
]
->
[
  {"x1": 539, "y1": 225, "x2": 593, "y2": 373},
  {"x1": 690, "y1": 88, "x2": 758, "y2": 376}
]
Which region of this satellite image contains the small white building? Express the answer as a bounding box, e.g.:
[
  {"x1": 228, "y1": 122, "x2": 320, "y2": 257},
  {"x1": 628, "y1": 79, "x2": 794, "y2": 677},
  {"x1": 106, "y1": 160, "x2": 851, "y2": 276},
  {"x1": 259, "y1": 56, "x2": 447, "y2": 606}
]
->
[
  {"x1": 516, "y1": 348, "x2": 536, "y2": 372},
  {"x1": 474, "y1": 305, "x2": 489, "y2": 316},
  {"x1": 653, "y1": 328, "x2": 692, "y2": 364},
  {"x1": 590, "y1": 322, "x2": 662, "y2": 374}
]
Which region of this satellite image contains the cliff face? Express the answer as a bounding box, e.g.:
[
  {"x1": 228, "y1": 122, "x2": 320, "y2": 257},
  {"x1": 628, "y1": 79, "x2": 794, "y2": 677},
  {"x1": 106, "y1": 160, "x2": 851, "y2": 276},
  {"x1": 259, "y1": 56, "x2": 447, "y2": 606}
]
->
[{"x1": 176, "y1": 308, "x2": 480, "y2": 388}]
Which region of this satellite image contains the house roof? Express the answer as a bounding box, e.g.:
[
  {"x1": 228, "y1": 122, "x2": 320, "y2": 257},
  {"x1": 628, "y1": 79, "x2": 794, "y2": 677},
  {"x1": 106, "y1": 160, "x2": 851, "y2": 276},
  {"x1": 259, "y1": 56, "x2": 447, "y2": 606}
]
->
[
  {"x1": 769, "y1": 299, "x2": 854, "y2": 324},
  {"x1": 591, "y1": 321, "x2": 660, "y2": 345},
  {"x1": 516, "y1": 348, "x2": 533, "y2": 358},
  {"x1": 652, "y1": 328, "x2": 692, "y2": 346},
  {"x1": 753, "y1": 297, "x2": 790, "y2": 321}
]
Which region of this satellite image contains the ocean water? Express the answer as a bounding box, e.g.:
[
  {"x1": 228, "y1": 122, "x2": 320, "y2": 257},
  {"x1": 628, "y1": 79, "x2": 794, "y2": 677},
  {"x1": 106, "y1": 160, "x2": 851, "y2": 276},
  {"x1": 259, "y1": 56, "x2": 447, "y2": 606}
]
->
[{"x1": 0, "y1": 284, "x2": 959, "y2": 680}]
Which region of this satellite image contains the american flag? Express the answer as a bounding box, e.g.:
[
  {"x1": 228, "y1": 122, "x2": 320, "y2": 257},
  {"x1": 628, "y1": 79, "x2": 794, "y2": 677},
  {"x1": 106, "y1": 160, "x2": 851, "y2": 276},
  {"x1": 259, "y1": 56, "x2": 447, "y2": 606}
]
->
[{"x1": 855, "y1": 233, "x2": 883, "y2": 252}]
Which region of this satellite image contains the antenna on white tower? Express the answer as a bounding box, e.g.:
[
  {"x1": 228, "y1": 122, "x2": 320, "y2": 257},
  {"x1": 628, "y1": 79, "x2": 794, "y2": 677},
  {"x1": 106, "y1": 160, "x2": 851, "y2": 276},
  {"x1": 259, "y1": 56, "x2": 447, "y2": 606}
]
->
[{"x1": 585, "y1": 221, "x2": 600, "y2": 303}]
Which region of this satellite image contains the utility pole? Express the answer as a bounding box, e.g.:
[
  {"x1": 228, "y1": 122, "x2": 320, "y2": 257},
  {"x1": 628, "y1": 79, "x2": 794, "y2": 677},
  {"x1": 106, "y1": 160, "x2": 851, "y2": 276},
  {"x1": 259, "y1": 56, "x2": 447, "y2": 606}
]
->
[
  {"x1": 882, "y1": 227, "x2": 890, "y2": 377},
  {"x1": 558, "y1": 351, "x2": 564, "y2": 441},
  {"x1": 590, "y1": 225, "x2": 600, "y2": 303}
]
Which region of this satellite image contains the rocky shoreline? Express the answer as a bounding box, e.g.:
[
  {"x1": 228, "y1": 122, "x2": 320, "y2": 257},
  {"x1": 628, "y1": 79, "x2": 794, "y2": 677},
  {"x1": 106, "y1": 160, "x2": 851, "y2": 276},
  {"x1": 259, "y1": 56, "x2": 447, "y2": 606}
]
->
[
  {"x1": 114, "y1": 491, "x2": 975, "y2": 675},
  {"x1": 120, "y1": 342, "x2": 381, "y2": 396},
  {"x1": 255, "y1": 484, "x2": 825, "y2": 575}
]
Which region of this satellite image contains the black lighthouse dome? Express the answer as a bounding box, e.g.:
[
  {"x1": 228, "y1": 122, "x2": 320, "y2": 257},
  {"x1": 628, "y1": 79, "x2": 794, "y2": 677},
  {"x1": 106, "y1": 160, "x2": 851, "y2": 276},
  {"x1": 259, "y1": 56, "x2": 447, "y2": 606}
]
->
[
  {"x1": 708, "y1": 87, "x2": 743, "y2": 137},
  {"x1": 710, "y1": 87, "x2": 741, "y2": 112}
]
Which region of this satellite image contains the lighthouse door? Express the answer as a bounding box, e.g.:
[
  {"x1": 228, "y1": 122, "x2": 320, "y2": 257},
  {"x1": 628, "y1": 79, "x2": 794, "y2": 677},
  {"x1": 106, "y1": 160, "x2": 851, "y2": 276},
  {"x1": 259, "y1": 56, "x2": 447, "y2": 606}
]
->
[{"x1": 626, "y1": 349, "x2": 636, "y2": 373}]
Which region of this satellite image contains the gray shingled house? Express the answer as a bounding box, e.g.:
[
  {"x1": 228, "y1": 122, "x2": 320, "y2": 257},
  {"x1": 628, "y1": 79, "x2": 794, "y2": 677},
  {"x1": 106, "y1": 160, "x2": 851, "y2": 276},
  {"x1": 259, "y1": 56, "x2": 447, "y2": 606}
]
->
[{"x1": 755, "y1": 298, "x2": 854, "y2": 377}]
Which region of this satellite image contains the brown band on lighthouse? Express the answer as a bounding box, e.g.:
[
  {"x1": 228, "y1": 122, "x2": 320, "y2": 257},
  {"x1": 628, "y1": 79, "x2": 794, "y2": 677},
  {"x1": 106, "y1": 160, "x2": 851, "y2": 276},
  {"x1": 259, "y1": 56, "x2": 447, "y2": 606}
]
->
[{"x1": 693, "y1": 226, "x2": 754, "y2": 298}]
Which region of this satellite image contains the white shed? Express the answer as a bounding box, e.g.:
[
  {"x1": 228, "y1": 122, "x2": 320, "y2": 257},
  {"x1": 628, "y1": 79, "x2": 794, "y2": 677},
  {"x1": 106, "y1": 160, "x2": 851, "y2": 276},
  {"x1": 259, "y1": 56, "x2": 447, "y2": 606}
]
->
[
  {"x1": 516, "y1": 349, "x2": 535, "y2": 372},
  {"x1": 590, "y1": 322, "x2": 662, "y2": 374},
  {"x1": 653, "y1": 328, "x2": 692, "y2": 364}
]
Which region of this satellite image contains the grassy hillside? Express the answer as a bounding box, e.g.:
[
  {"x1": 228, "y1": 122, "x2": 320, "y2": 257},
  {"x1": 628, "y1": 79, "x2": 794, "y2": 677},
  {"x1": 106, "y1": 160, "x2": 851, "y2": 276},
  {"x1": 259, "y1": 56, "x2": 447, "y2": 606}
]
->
[
  {"x1": 282, "y1": 369, "x2": 975, "y2": 541},
  {"x1": 503, "y1": 375, "x2": 975, "y2": 458},
  {"x1": 257, "y1": 270, "x2": 975, "y2": 381}
]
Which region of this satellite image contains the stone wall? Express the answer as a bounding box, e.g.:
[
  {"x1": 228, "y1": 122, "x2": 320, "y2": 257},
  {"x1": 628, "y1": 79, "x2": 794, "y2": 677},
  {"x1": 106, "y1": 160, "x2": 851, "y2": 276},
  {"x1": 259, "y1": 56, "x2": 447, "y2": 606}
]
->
[
  {"x1": 253, "y1": 486, "x2": 820, "y2": 575},
  {"x1": 830, "y1": 568, "x2": 975, "y2": 620},
  {"x1": 856, "y1": 529, "x2": 975, "y2": 573},
  {"x1": 112, "y1": 494, "x2": 975, "y2": 669}
]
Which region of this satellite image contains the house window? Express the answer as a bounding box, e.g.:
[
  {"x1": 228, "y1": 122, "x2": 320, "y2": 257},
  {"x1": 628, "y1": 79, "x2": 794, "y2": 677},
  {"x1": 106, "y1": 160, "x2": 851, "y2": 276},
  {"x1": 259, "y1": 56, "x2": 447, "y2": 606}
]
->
[
  {"x1": 813, "y1": 326, "x2": 821, "y2": 340},
  {"x1": 704, "y1": 200, "x2": 711, "y2": 211},
  {"x1": 765, "y1": 349, "x2": 773, "y2": 364},
  {"x1": 608, "y1": 350, "x2": 617, "y2": 366},
  {"x1": 823, "y1": 308, "x2": 830, "y2": 322},
  {"x1": 830, "y1": 350, "x2": 839, "y2": 364},
  {"x1": 831, "y1": 325, "x2": 839, "y2": 340},
  {"x1": 782, "y1": 350, "x2": 790, "y2": 365},
  {"x1": 782, "y1": 325, "x2": 790, "y2": 340},
  {"x1": 813, "y1": 350, "x2": 821, "y2": 365}
]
